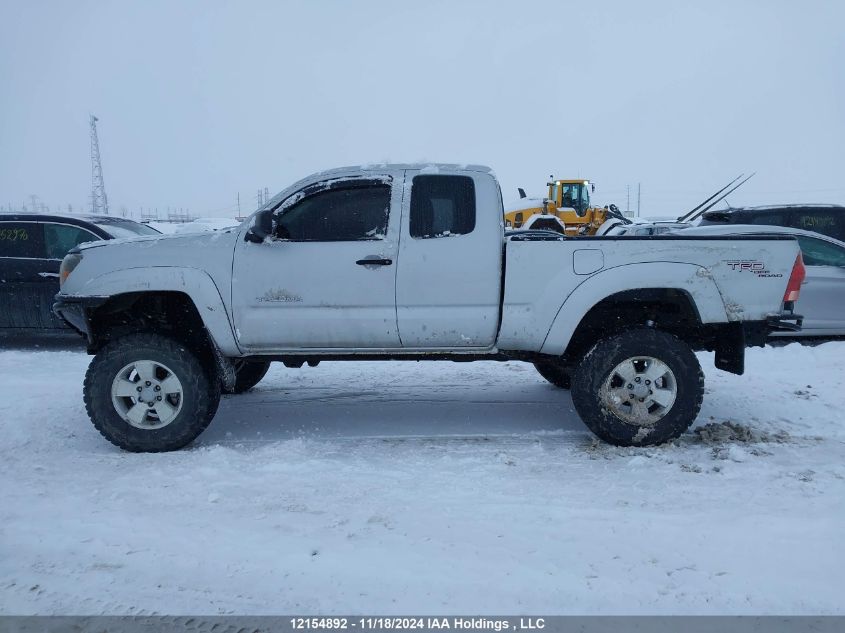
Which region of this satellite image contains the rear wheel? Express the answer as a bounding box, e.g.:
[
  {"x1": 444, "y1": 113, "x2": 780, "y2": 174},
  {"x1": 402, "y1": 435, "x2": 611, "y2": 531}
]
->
[
  {"x1": 83, "y1": 333, "x2": 221, "y2": 452},
  {"x1": 533, "y1": 360, "x2": 571, "y2": 389},
  {"x1": 571, "y1": 328, "x2": 703, "y2": 446}
]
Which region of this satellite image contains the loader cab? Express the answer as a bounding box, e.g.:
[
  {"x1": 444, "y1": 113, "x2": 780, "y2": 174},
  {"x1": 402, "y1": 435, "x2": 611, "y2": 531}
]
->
[{"x1": 548, "y1": 180, "x2": 591, "y2": 216}]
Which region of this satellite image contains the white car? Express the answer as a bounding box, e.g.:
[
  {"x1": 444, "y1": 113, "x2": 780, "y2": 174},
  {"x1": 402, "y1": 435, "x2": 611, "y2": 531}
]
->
[
  {"x1": 672, "y1": 224, "x2": 845, "y2": 337},
  {"x1": 601, "y1": 220, "x2": 692, "y2": 236}
]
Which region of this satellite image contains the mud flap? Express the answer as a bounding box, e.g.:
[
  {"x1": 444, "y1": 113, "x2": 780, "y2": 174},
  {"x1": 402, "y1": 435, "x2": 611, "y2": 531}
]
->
[
  {"x1": 212, "y1": 341, "x2": 237, "y2": 392},
  {"x1": 714, "y1": 322, "x2": 745, "y2": 375}
]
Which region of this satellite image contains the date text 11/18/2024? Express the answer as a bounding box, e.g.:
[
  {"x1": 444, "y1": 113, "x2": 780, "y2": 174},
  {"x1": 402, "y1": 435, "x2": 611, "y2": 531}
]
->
[{"x1": 290, "y1": 617, "x2": 546, "y2": 630}]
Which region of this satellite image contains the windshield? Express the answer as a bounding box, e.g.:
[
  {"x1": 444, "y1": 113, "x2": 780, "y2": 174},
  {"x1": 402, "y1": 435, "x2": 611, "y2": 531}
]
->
[
  {"x1": 559, "y1": 184, "x2": 588, "y2": 215},
  {"x1": 94, "y1": 219, "x2": 161, "y2": 238},
  {"x1": 581, "y1": 184, "x2": 590, "y2": 211}
]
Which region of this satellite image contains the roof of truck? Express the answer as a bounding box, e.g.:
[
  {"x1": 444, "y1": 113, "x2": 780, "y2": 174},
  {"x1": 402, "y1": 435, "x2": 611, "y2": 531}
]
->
[
  {"x1": 314, "y1": 163, "x2": 494, "y2": 177},
  {"x1": 258, "y1": 163, "x2": 496, "y2": 214}
]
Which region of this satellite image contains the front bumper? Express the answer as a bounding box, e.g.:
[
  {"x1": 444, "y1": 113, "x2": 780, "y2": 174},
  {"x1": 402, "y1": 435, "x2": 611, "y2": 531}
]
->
[{"x1": 52, "y1": 295, "x2": 108, "y2": 343}]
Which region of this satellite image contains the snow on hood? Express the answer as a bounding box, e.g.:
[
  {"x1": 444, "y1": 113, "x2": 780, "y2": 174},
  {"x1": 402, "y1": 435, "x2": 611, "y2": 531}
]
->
[{"x1": 77, "y1": 225, "x2": 239, "y2": 252}]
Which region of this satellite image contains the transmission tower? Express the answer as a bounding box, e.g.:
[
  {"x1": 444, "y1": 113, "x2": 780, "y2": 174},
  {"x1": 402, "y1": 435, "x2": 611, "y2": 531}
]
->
[{"x1": 89, "y1": 114, "x2": 109, "y2": 215}]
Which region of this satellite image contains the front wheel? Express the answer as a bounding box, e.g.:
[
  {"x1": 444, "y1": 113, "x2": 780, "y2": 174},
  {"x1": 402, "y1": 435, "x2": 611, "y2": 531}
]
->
[
  {"x1": 83, "y1": 333, "x2": 221, "y2": 452},
  {"x1": 226, "y1": 360, "x2": 272, "y2": 394},
  {"x1": 570, "y1": 328, "x2": 704, "y2": 446}
]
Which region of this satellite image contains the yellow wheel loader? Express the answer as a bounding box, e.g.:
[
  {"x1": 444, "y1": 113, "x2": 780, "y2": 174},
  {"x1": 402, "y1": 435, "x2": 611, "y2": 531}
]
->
[{"x1": 504, "y1": 178, "x2": 626, "y2": 236}]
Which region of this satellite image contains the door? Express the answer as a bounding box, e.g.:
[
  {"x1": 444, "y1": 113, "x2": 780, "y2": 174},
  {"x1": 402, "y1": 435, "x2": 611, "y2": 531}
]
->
[
  {"x1": 0, "y1": 221, "x2": 53, "y2": 328},
  {"x1": 231, "y1": 176, "x2": 402, "y2": 350},
  {"x1": 794, "y1": 236, "x2": 845, "y2": 333},
  {"x1": 395, "y1": 171, "x2": 503, "y2": 348},
  {"x1": 0, "y1": 221, "x2": 102, "y2": 329},
  {"x1": 39, "y1": 222, "x2": 101, "y2": 327}
]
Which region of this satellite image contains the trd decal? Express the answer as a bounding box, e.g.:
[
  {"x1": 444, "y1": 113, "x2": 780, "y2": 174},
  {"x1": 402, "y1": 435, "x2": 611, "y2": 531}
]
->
[{"x1": 724, "y1": 260, "x2": 783, "y2": 278}]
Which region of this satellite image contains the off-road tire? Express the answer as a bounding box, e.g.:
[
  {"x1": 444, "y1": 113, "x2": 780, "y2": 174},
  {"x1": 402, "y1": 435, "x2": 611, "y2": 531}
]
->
[
  {"x1": 83, "y1": 333, "x2": 221, "y2": 452},
  {"x1": 228, "y1": 360, "x2": 272, "y2": 394},
  {"x1": 533, "y1": 360, "x2": 571, "y2": 389},
  {"x1": 570, "y1": 328, "x2": 704, "y2": 447}
]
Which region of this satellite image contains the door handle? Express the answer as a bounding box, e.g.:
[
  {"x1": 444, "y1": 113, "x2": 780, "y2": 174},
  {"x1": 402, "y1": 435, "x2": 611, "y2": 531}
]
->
[
  {"x1": 356, "y1": 258, "x2": 393, "y2": 266},
  {"x1": 38, "y1": 272, "x2": 60, "y2": 278}
]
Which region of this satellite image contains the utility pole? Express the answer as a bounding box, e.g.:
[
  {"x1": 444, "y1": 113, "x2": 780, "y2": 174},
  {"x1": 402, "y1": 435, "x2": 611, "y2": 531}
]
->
[
  {"x1": 626, "y1": 185, "x2": 630, "y2": 216},
  {"x1": 637, "y1": 183, "x2": 641, "y2": 217},
  {"x1": 89, "y1": 114, "x2": 109, "y2": 215}
]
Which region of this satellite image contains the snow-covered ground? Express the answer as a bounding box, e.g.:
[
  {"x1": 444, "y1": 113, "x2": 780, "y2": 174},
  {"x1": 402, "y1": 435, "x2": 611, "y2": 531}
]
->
[{"x1": 1, "y1": 341, "x2": 843, "y2": 615}]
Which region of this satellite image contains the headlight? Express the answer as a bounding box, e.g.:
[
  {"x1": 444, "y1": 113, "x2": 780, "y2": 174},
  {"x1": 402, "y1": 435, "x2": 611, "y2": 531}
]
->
[{"x1": 59, "y1": 251, "x2": 83, "y2": 288}]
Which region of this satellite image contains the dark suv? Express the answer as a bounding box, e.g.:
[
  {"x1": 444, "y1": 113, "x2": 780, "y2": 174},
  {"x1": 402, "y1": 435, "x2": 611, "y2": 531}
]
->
[
  {"x1": 698, "y1": 204, "x2": 845, "y2": 241},
  {"x1": 0, "y1": 213, "x2": 159, "y2": 331}
]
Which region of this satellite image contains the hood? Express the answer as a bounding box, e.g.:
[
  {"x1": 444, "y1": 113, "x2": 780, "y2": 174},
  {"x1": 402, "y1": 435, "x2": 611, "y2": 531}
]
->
[
  {"x1": 60, "y1": 225, "x2": 242, "y2": 298},
  {"x1": 78, "y1": 226, "x2": 240, "y2": 252}
]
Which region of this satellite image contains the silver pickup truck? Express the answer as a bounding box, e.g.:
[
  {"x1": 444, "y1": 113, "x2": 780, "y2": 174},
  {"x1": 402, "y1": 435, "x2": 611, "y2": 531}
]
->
[{"x1": 54, "y1": 164, "x2": 804, "y2": 452}]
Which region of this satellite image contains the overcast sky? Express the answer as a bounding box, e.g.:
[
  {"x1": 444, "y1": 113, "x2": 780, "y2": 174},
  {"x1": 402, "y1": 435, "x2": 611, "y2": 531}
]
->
[{"x1": 1, "y1": 0, "x2": 843, "y2": 219}]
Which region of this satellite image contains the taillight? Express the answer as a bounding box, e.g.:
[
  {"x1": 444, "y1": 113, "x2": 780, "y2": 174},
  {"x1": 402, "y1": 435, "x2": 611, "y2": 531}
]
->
[{"x1": 783, "y1": 253, "x2": 805, "y2": 303}]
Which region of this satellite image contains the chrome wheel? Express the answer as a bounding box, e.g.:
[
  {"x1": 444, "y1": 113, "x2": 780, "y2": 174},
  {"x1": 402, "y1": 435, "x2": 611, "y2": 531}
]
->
[
  {"x1": 599, "y1": 356, "x2": 677, "y2": 426},
  {"x1": 110, "y1": 360, "x2": 184, "y2": 429}
]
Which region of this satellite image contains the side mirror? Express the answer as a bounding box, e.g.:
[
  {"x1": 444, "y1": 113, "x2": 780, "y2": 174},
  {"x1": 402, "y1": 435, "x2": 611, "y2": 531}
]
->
[{"x1": 244, "y1": 210, "x2": 273, "y2": 243}]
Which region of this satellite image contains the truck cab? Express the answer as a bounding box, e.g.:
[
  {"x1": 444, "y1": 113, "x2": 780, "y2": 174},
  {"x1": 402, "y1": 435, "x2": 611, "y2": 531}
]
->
[{"x1": 233, "y1": 165, "x2": 504, "y2": 351}]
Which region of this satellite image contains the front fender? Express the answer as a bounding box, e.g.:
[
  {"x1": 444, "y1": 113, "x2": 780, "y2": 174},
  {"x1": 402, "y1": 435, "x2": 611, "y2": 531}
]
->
[
  {"x1": 66, "y1": 267, "x2": 240, "y2": 355},
  {"x1": 539, "y1": 262, "x2": 728, "y2": 356}
]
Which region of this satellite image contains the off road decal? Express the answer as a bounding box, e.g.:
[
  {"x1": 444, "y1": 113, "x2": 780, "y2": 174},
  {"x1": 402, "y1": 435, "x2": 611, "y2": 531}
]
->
[{"x1": 725, "y1": 260, "x2": 783, "y2": 278}]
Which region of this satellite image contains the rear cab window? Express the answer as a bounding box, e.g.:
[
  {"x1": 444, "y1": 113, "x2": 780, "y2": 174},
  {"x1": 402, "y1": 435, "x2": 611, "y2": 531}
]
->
[{"x1": 410, "y1": 175, "x2": 476, "y2": 239}]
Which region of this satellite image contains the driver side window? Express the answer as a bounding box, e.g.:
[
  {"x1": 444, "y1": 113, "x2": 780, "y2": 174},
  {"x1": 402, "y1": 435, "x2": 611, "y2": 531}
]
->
[{"x1": 274, "y1": 183, "x2": 391, "y2": 242}]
